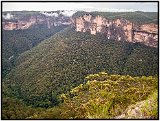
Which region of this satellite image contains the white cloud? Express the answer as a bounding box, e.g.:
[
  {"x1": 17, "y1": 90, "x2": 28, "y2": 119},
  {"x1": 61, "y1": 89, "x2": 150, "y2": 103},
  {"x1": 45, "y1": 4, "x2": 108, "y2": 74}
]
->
[
  {"x1": 40, "y1": 10, "x2": 77, "y2": 17},
  {"x1": 2, "y1": 13, "x2": 14, "y2": 19},
  {"x1": 2, "y1": 2, "x2": 157, "y2": 12},
  {"x1": 40, "y1": 12, "x2": 59, "y2": 17},
  {"x1": 60, "y1": 10, "x2": 77, "y2": 17}
]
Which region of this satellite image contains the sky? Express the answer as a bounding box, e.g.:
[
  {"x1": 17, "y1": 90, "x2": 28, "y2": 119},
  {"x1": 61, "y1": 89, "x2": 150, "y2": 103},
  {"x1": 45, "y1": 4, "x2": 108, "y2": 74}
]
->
[{"x1": 2, "y1": 2, "x2": 158, "y2": 12}]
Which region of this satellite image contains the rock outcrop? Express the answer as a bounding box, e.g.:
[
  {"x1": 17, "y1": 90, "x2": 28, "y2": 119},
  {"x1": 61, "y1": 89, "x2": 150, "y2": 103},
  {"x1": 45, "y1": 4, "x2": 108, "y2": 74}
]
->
[
  {"x1": 133, "y1": 24, "x2": 158, "y2": 47},
  {"x1": 3, "y1": 12, "x2": 158, "y2": 47},
  {"x1": 75, "y1": 14, "x2": 158, "y2": 47},
  {"x1": 2, "y1": 13, "x2": 72, "y2": 30},
  {"x1": 114, "y1": 91, "x2": 158, "y2": 119}
]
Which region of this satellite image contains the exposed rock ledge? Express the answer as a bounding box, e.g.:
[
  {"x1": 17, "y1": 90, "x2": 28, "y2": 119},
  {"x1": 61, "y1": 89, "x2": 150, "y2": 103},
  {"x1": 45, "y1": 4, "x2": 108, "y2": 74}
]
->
[
  {"x1": 75, "y1": 14, "x2": 158, "y2": 48},
  {"x1": 114, "y1": 91, "x2": 158, "y2": 119}
]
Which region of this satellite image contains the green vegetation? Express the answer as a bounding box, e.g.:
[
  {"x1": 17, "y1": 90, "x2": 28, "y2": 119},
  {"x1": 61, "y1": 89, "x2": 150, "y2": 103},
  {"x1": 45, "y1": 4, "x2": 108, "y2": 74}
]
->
[
  {"x1": 3, "y1": 27, "x2": 158, "y2": 108},
  {"x1": 2, "y1": 24, "x2": 68, "y2": 78},
  {"x1": 115, "y1": 90, "x2": 158, "y2": 119},
  {"x1": 2, "y1": 97, "x2": 44, "y2": 119},
  {"x1": 2, "y1": 11, "x2": 158, "y2": 119},
  {"x1": 2, "y1": 73, "x2": 158, "y2": 119},
  {"x1": 28, "y1": 72, "x2": 158, "y2": 119},
  {"x1": 73, "y1": 11, "x2": 158, "y2": 24}
]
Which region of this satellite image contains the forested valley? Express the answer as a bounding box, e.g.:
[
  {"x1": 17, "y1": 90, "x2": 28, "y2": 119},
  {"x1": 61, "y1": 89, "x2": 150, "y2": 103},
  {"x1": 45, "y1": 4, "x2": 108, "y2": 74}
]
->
[
  {"x1": 2, "y1": 10, "x2": 158, "y2": 119},
  {"x1": 2, "y1": 24, "x2": 68, "y2": 78}
]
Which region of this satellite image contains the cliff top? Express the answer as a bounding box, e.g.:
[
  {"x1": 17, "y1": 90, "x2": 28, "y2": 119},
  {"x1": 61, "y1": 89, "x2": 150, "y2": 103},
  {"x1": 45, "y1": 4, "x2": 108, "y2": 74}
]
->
[{"x1": 72, "y1": 11, "x2": 158, "y2": 25}]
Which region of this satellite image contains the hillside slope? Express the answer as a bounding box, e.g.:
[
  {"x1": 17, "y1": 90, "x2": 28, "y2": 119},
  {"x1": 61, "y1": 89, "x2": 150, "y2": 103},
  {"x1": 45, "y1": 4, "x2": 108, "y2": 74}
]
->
[
  {"x1": 28, "y1": 72, "x2": 158, "y2": 119},
  {"x1": 3, "y1": 27, "x2": 158, "y2": 107},
  {"x1": 2, "y1": 24, "x2": 68, "y2": 78}
]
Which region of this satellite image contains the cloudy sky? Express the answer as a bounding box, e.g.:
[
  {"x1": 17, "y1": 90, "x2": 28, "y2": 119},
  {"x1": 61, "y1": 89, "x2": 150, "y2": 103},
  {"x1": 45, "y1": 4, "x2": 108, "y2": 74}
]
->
[{"x1": 2, "y1": 2, "x2": 158, "y2": 12}]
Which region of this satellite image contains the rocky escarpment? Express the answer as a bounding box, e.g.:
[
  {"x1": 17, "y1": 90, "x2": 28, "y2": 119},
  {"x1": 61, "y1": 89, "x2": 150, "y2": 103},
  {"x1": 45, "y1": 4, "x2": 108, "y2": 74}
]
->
[
  {"x1": 3, "y1": 12, "x2": 158, "y2": 47},
  {"x1": 2, "y1": 11, "x2": 73, "y2": 30},
  {"x1": 75, "y1": 14, "x2": 158, "y2": 47}
]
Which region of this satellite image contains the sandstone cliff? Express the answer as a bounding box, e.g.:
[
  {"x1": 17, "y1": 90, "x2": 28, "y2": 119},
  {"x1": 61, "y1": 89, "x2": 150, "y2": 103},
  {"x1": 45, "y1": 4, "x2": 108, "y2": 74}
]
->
[
  {"x1": 3, "y1": 12, "x2": 158, "y2": 47},
  {"x1": 75, "y1": 14, "x2": 158, "y2": 47},
  {"x1": 2, "y1": 13, "x2": 72, "y2": 30}
]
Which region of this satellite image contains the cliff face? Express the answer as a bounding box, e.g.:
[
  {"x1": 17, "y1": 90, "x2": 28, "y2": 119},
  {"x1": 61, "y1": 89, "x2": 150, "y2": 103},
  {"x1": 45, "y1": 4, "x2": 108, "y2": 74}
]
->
[
  {"x1": 2, "y1": 18, "x2": 37, "y2": 30},
  {"x1": 2, "y1": 13, "x2": 72, "y2": 30},
  {"x1": 3, "y1": 12, "x2": 158, "y2": 47},
  {"x1": 75, "y1": 15, "x2": 158, "y2": 47},
  {"x1": 133, "y1": 24, "x2": 158, "y2": 47}
]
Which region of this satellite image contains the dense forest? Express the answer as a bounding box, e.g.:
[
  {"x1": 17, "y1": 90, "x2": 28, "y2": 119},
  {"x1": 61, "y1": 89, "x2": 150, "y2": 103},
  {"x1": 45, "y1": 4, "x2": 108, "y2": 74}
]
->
[
  {"x1": 2, "y1": 24, "x2": 68, "y2": 78},
  {"x1": 2, "y1": 10, "x2": 158, "y2": 119},
  {"x1": 2, "y1": 27, "x2": 158, "y2": 114},
  {"x1": 29, "y1": 72, "x2": 158, "y2": 119},
  {"x1": 2, "y1": 72, "x2": 158, "y2": 119}
]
